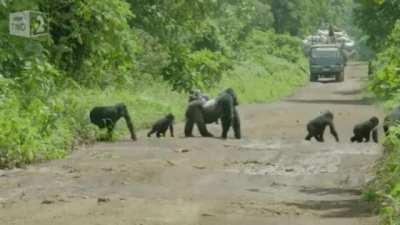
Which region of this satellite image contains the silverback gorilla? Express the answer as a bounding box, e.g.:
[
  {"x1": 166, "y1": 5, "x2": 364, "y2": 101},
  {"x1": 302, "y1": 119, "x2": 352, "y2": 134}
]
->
[
  {"x1": 184, "y1": 88, "x2": 241, "y2": 139},
  {"x1": 383, "y1": 106, "x2": 400, "y2": 136},
  {"x1": 305, "y1": 111, "x2": 339, "y2": 142},
  {"x1": 351, "y1": 117, "x2": 379, "y2": 143},
  {"x1": 90, "y1": 103, "x2": 137, "y2": 141},
  {"x1": 147, "y1": 113, "x2": 174, "y2": 138},
  {"x1": 188, "y1": 89, "x2": 218, "y2": 125}
]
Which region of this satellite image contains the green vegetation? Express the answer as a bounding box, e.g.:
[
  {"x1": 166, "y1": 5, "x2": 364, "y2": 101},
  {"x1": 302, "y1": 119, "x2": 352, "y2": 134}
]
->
[
  {"x1": 354, "y1": 0, "x2": 400, "y2": 224},
  {"x1": 0, "y1": 0, "x2": 350, "y2": 168}
]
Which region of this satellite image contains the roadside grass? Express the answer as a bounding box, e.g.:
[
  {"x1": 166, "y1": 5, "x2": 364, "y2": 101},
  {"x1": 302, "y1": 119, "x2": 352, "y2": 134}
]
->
[
  {"x1": 215, "y1": 56, "x2": 307, "y2": 103},
  {"x1": 363, "y1": 97, "x2": 400, "y2": 224},
  {"x1": 364, "y1": 129, "x2": 400, "y2": 225}
]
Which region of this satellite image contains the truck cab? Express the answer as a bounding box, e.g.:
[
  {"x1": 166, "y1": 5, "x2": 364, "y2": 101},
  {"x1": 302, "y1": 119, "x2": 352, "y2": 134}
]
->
[{"x1": 309, "y1": 44, "x2": 346, "y2": 82}]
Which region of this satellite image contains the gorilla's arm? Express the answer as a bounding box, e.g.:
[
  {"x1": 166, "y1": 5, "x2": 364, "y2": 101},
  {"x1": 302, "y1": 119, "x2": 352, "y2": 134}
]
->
[
  {"x1": 169, "y1": 123, "x2": 174, "y2": 137},
  {"x1": 123, "y1": 113, "x2": 137, "y2": 141},
  {"x1": 232, "y1": 109, "x2": 241, "y2": 139},
  {"x1": 328, "y1": 122, "x2": 339, "y2": 142},
  {"x1": 118, "y1": 104, "x2": 137, "y2": 141},
  {"x1": 372, "y1": 128, "x2": 378, "y2": 143}
]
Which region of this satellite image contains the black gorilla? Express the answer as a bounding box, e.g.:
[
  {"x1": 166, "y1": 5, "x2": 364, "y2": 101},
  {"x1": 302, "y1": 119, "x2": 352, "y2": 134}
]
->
[
  {"x1": 305, "y1": 111, "x2": 339, "y2": 142},
  {"x1": 350, "y1": 117, "x2": 379, "y2": 143},
  {"x1": 383, "y1": 106, "x2": 400, "y2": 136},
  {"x1": 89, "y1": 103, "x2": 137, "y2": 141},
  {"x1": 147, "y1": 113, "x2": 174, "y2": 138},
  {"x1": 184, "y1": 88, "x2": 241, "y2": 139}
]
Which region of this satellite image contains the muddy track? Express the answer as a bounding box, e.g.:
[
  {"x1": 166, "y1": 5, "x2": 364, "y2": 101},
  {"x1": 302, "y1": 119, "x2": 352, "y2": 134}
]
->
[{"x1": 0, "y1": 62, "x2": 383, "y2": 225}]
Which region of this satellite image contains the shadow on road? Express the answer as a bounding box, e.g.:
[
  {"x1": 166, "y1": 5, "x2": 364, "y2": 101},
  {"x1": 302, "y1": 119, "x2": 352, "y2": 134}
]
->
[
  {"x1": 300, "y1": 187, "x2": 362, "y2": 196},
  {"x1": 318, "y1": 80, "x2": 338, "y2": 84},
  {"x1": 285, "y1": 199, "x2": 376, "y2": 218},
  {"x1": 286, "y1": 98, "x2": 372, "y2": 106},
  {"x1": 334, "y1": 89, "x2": 363, "y2": 96}
]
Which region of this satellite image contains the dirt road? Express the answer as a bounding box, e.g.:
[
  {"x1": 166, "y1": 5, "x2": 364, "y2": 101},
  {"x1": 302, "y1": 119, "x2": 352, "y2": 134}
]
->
[{"x1": 0, "y1": 62, "x2": 383, "y2": 225}]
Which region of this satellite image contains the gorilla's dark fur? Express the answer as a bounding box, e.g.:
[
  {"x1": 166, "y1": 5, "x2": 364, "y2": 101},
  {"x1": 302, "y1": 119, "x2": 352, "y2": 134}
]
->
[
  {"x1": 147, "y1": 113, "x2": 174, "y2": 138},
  {"x1": 351, "y1": 117, "x2": 379, "y2": 143},
  {"x1": 305, "y1": 111, "x2": 339, "y2": 142},
  {"x1": 89, "y1": 103, "x2": 137, "y2": 141},
  {"x1": 383, "y1": 106, "x2": 400, "y2": 136},
  {"x1": 184, "y1": 88, "x2": 241, "y2": 139},
  {"x1": 188, "y1": 89, "x2": 219, "y2": 124}
]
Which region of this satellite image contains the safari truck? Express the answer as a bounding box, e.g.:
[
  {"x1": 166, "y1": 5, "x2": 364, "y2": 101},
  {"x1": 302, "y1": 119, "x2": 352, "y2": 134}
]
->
[{"x1": 308, "y1": 44, "x2": 346, "y2": 82}]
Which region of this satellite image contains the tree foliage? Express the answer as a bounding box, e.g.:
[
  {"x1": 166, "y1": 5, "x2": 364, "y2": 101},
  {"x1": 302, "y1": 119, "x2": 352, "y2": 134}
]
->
[
  {"x1": 355, "y1": 0, "x2": 400, "y2": 98},
  {"x1": 369, "y1": 21, "x2": 400, "y2": 99},
  {"x1": 355, "y1": 2, "x2": 400, "y2": 224},
  {"x1": 354, "y1": 0, "x2": 400, "y2": 50},
  {"x1": 270, "y1": 0, "x2": 352, "y2": 36}
]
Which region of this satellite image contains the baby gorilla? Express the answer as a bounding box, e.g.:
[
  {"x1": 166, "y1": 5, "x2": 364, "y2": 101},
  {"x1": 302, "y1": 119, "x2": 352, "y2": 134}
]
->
[
  {"x1": 305, "y1": 111, "x2": 339, "y2": 142},
  {"x1": 188, "y1": 89, "x2": 210, "y2": 103},
  {"x1": 147, "y1": 114, "x2": 174, "y2": 138},
  {"x1": 350, "y1": 117, "x2": 379, "y2": 143}
]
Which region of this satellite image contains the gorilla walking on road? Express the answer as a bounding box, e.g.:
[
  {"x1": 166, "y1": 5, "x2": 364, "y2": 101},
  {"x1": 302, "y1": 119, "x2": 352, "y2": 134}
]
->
[
  {"x1": 147, "y1": 113, "x2": 175, "y2": 138},
  {"x1": 351, "y1": 117, "x2": 379, "y2": 143},
  {"x1": 90, "y1": 103, "x2": 137, "y2": 141},
  {"x1": 305, "y1": 111, "x2": 339, "y2": 142},
  {"x1": 185, "y1": 88, "x2": 241, "y2": 139}
]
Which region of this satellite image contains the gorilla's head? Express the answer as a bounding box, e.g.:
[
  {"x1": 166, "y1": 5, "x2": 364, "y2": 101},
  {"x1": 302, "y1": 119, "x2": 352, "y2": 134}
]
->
[
  {"x1": 225, "y1": 88, "x2": 238, "y2": 106},
  {"x1": 370, "y1": 116, "x2": 379, "y2": 126},
  {"x1": 324, "y1": 110, "x2": 334, "y2": 120},
  {"x1": 166, "y1": 113, "x2": 175, "y2": 121},
  {"x1": 116, "y1": 103, "x2": 128, "y2": 116}
]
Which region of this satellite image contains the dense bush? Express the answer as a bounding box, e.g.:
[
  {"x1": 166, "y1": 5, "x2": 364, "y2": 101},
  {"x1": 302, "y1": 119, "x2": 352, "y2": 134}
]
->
[
  {"x1": 365, "y1": 123, "x2": 400, "y2": 225},
  {"x1": 369, "y1": 21, "x2": 400, "y2": 100},
  {"x1": 355, "y1": 2, "x2": 400, "y2": 224},
  {"x1": 354, "y1": 0, "x2": 400, "y2": 51}
]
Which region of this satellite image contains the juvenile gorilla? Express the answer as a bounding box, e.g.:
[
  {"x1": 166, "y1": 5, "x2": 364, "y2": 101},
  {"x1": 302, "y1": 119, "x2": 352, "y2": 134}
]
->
[
  {"x1": 383, "y1": 106, "x2": 400, "y2": 136},
  {"x1": 185, "y1": 88, "x2": 241, "y2": 139},
  {"x1": 350, "y1": 117, "x2": 379, "y2": 143},
  {"x1": 90, "y1": 103, "x2": 137, "y2": 141},
  {"x1": 147, "y1": 113, "x2": 174, "y2": 138},
  {"x1": 188, "y1": 89, "x2": 210, "y2": 103},
  {"x1": 305, "y1": 111, "x2": 339, "y2": 142}
]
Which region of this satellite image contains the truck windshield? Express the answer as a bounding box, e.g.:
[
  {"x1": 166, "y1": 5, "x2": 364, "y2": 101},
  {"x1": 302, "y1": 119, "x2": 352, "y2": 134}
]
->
[{"x1": 311, "y1": 48, "x2": 339, "y2": 58}]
